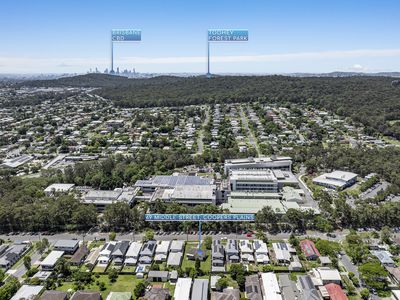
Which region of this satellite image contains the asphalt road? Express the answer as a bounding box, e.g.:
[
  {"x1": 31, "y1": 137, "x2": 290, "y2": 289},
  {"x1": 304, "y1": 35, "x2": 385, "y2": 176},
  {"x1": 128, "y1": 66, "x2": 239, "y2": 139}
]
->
[
  {"x1": 196, "y1": 108, "x2": 210, "y2": 155},
  {"x1": 11, "y1": 250, "x2": 41, "y2": 281},
  {"x1": 339, "y1": 253, "x2": 360, "y2": 278},
  {"x1": 239, "y1": 106, "x2": 260, "y2": 156}
]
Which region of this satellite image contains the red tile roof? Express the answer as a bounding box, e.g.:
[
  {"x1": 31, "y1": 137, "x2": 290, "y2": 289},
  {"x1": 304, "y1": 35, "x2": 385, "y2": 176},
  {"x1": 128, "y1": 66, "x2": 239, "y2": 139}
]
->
[
  {"x1": 300, "y1": 239, "x2": 320, "y2": 258},
  {"x1": 325, "y1": 283, "x2": 348, "y2": 300}
]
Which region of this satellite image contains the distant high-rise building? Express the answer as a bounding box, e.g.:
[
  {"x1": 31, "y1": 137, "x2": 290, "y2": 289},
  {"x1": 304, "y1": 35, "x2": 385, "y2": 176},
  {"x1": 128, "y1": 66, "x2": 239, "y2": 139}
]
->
[{"x1": 116, "y1": 67, "x2": 120, "y2": 74}]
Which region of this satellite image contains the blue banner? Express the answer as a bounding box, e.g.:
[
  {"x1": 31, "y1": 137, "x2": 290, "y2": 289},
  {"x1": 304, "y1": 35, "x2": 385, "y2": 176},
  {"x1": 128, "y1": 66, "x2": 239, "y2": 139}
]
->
[
  {"x1": 208, "y1": 29, "x2": 248, "y2": 42},
  {"x1": 145, "y1": 214, "x2": 255, "y2": 222},
  {"x1": 112, "y1": 29, "x2": 141, "y2": 42}
]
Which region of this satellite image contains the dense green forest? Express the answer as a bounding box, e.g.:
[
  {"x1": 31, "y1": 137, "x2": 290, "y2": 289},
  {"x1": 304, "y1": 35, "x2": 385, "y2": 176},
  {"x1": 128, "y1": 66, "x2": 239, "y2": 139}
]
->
[{"x1": 21, "y1": 74, "x2": 400, "y2": 138}]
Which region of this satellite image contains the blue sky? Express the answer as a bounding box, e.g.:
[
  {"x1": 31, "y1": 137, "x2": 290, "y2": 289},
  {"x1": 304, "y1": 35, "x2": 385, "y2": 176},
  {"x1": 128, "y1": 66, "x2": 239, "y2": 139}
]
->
[{"x1": 1, "y1": 0, "x2": 400, "y2": 73}]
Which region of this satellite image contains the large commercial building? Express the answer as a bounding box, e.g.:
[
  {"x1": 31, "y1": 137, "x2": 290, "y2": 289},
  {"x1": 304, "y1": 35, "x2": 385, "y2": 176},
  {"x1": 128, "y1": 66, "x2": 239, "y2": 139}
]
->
[
  {"x1": 313, "y1": 171, "x2": 358, "y2": 190},
  {"x1": 135, "y1": 175, "x2": 213, "y2": 192},
  {"x1": 229, "y1": 169, "x2": 298, "y2": 192},
  {"x1": 229, "y1": 170, "x2": 278, "y2": 192},
  {"x1": 224, "y1": 156, "x2": 292, "y2": 175},
  {"x1": 82, "y1": 189, "x2": 136, "y2": 210},
  {"x1": 158, "y1": 184, "x2": 216, "y2": 205}
]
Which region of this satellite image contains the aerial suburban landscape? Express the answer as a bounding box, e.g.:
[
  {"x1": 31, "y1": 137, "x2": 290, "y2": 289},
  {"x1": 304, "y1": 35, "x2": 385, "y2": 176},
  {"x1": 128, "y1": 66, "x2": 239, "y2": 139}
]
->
[{"x1": 2, "y1": 1, "x2": 400, "y2": 300}]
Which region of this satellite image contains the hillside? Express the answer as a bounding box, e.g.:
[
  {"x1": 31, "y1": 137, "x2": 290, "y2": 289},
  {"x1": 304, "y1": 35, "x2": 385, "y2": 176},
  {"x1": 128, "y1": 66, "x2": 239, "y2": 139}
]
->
[
  {"x1": 21, "y1": 73, "x2": 132, "y2": 88},
  {"x1": 21, "y1": 74, "x2": 400, "y2": 139}
]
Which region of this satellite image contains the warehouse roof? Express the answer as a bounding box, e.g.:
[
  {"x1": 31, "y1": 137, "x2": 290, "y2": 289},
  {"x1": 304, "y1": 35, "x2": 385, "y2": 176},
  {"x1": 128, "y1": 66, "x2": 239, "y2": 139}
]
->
[
  {"x1": 135, "y1": 175, "x2": 213, "y2": 188},
  {"x1": 44, "y1": 183, "x2": 75, "y2": 193}
]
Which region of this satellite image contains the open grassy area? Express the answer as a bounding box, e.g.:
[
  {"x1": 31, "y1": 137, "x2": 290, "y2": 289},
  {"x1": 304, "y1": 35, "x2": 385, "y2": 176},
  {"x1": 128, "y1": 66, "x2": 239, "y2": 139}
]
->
[
  {"x1": 57, "y1": 274, "x2": 140, "y2": 298},
  {"x1": 92, "y1": 265, "x2": 108, "y2": 273},
  {"x1": 181, "y1": 241, "x2": 211, "y2": 273}
]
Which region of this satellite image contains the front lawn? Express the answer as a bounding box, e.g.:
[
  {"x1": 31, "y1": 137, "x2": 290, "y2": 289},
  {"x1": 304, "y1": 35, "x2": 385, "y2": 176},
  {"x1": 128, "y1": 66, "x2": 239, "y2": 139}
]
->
[{"x1": 57, "y1": 274, "x2": 140, "y2": 298}]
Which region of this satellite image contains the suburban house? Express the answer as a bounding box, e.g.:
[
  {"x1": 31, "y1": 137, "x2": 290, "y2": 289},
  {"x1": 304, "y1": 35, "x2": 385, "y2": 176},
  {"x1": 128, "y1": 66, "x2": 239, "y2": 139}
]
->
[
  {"x1": 312, "y1": 268, "x2": 342, "y2": 286},
  {"x1": 98, "y1": 242, "x2": 116, "y2": 265},
  {"x1": 0, "y1": 244, "x2": 28, "y2": 270},
  {"x1": 111, "y1": 241, "x2": 130, "y2": 265},
  {"x1": 85, "y1": 247, "x2": 100, "y2": 269},
  {"x1": 155, "y1": 240, "x2": 171, "y2": 263},
  {"x1": 187, "y1": 247, "x2": 207, "y2": 261},
  {"x1": 272, "y1": 243, "x2": 292, "y2": 264},
  {"x1": 298, "y1": 275, "x2": 321, "y2": 300},
  {"x1": 300, "y1": 240, "x2": 320, "y2": 260},
  {"x1": 40, "y1": 251, "x2": 64, "y2": 271},
  {"x1": 40, "y1": 290, "x2": 68, "y2": 300},
  {"x1": 212, "y1": 240, "x2": 225, "y2": 268},
  {"x1": 70, "y1": 291, "x2": 101, "y2": 300},
  {"x1": 11, "y1": 285, "x2": 44, "y2": 300},
  {"x1": 53, "y1": 240, "x2": 79, "y2": 254},
  {"x1": 167, "y1": 251, "x2": 183, "y2": 267},
  {"x1": 211, "y1": 288, "x2": 240, "y2": 300},
  {"x1": 191, "y1": 279, "x2": 209, "y2": 300},
  {"x1": 125, "y1": 242, "x2": 142, "y2": 266},
  {"x1": 260, "y1": 272, "x2": 282, "y2": 300},
  {"x1": 319, "y1": 256, "x2": 332, "y2": 267},
  {"x1": 324, "y1": 283, "x2": 348, "y2": 300},
  {"x1": 253, "y1": 240, "x2": 269, "y2": 264},
  {"x1": 170, "y1": 240, "x2": 185, "y2": 253},
  {"x1": 139, "y1": 240, "x2": 157, "y2": 264},
  {"x1": 147, "y1": 270, "x2": 169, "y2": 282},
  {"x1": 371, "y1": 250, "x2": 396, "y2": 267},
  {"x1": 225, "y1": 239, "x2": 240, "y2": 263},
  {"x1": 174, "y1": 278, "x2": 192, "y2": 300},
  {"x1": 244, "y1": 275, "x2": 262, "y2": 300},
  {"x1": 70, "y1": 245, "x2": 89, "y2": 266},
  {"x1": 239, "y1": 240, "x2": 254, "y2": 263},
  {"x1": 144, "y1": 287, "x2": 170, "y2": 300}
]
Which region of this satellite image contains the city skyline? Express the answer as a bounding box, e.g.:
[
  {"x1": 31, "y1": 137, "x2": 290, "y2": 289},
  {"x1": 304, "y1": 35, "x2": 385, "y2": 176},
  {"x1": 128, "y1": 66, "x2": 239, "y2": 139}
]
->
[{"x1": 1, "y1": 0, "x2": 400, "y2": 73}]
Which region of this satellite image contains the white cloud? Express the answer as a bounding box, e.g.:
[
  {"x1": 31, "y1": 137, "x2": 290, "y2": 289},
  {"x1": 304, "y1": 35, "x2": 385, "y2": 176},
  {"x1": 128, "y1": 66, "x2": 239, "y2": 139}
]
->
[{"x1": 349, "y1": 64, "x2": 366, "y2": 71}]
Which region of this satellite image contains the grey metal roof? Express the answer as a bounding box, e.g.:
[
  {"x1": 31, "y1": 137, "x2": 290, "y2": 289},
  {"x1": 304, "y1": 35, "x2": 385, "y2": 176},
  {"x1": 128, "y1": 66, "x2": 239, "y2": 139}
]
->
[
  {"x1": 298, "y1": 275, "x2": 321, "y2": 300},
  {"x1": 111, "y1": 241, "x2": 130, "y2": 257},
  {"x1": 148, "y1": 270, "x2": 169, "y2": 279},
  {"x1": 192, "y1": 279, "x2": 209, "y2": 300},
  {"x1": 135, "y1": 175, "x2": 213, "y2": 188},
  {"x1": 54, "y1": 239, "x2": 79, "y2": 249},
  {"x1": 245, "y1": 275, "x2": 262, "y2": 300}
]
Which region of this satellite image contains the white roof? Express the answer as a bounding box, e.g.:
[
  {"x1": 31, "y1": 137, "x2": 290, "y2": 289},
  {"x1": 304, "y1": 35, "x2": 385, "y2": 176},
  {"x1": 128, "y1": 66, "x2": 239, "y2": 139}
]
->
[
  {"x1": 126, "y1": 242, "x2": 142, "y2": 258},
  {"x1": 239, "y1": 240, "x2": 253, "y2": 253},
  {"x1": 313, "y1": 268, "x2": 341, "y2": 282},
  {"x1": 170, "y1": 240, "x2": 185, "y2": 251},
  {"x1": 44, "y1": 183, "x2": 75, "y2": 193},
  {"x1": 272, "y1": 243, "x2": 291, "y2": 261},
  {"x1": 11, "y1": 285, "x2": 44, "y2": 300},
  {"x1": 156, "y1": 240, "x2": 171, "y2": 254},
  {"x1": 313, "y1": 170, "x2": 358, "y2": 188},
  {"x1": 162, "y1": 185, "x2": 215, "y2": 200},
  {"x1": 327, "y1": 170, "x2": 358, "y2": 181},
  {"x1": 174, "y1": 278, "x2": 192, "y2": 300},
  {"x1": 230, "y1": 169, "x2": 277, "y2": 182},
  {"x1": 261, "y1": 273, "x2": 282, "y2": 300},
  {"x1": 254, "y1": 240, "x2": 268, "y2": 254},
  {"x1": 40, "y1": 251, "x2": 64, "y2": 267}
]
